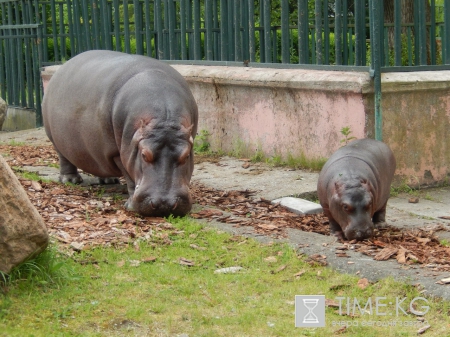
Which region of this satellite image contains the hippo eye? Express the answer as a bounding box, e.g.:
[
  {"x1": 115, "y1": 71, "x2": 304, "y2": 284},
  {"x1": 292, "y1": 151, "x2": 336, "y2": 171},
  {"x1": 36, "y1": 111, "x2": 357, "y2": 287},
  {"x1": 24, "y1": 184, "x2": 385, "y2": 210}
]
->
[
  {"x1": 178, "y1": 147, "x2": 191, "y2": 165},
  {"x1": 342, "y1": 203, "x2": 352, "y2": 213},
  {"x1": 141, "y1": 148, "x2": 154, "y2": 163}
]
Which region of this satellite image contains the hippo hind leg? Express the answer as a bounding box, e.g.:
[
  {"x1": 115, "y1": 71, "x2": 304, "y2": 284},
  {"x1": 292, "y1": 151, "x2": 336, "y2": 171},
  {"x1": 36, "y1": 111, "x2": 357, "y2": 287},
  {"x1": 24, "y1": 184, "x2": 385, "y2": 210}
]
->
[
  {"x1": 98, "y1": 177, "x2": 120, "y2": 185},
  {"x1": 57, "y1": 150, "x2": 83, "y2": 184}
]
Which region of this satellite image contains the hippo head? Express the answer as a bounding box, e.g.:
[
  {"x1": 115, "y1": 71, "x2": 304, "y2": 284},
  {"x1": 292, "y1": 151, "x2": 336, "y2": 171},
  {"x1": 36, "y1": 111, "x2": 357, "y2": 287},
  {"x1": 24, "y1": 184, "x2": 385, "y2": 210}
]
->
[
  {"x1": 124, "y1": 119, "x2": 195, "y2": 217},
  {"x1": 330, "y1": 178, "x2": 375, "y2": 241}
]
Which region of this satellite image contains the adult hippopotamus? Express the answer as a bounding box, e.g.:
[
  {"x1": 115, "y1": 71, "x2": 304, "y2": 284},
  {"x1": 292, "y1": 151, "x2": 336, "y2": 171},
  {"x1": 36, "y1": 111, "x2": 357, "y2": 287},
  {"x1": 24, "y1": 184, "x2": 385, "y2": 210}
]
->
[
  {"x1": 42, "y1": 50, "x2": 198, "y2": 217},
  {"x1": 317, "y1": 139, "x2": 396, "y2": 241}
]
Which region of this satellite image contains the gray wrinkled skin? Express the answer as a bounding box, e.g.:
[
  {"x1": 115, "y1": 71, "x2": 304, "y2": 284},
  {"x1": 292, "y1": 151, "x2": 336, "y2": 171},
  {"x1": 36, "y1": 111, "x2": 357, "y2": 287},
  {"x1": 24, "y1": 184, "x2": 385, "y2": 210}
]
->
[
  {"x1": 317, "y1": 139, "x2": 396, "y2": 241},
  {"x1": 43, "y1": 50, "x2": 198, "y2": 217}
]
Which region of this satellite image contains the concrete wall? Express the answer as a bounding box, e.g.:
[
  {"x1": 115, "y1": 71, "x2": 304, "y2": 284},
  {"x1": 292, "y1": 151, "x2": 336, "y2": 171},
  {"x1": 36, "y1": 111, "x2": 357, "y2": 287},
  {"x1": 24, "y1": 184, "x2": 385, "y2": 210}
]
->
[{"x1": 40, "y1": 65, "x2": 450, "y2": 185}]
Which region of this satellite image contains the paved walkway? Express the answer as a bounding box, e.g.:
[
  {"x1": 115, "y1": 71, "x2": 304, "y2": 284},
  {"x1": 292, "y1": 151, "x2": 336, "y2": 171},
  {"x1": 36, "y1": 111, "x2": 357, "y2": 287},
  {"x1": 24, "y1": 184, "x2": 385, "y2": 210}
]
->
[{"x1": 1, "y1": 128, "x2": 450, "y2": 300}]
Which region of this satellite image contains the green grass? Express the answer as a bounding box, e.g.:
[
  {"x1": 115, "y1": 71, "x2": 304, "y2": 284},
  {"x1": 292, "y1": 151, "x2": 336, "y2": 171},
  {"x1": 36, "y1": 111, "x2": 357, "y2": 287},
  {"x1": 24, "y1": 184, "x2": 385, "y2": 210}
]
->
[
  {"x1": 1, "y1": 217, "x2": 449, "y2": 336},
  {"x1": 11, "y1": 167, "x2": 52, "y2": 183},
  {"x1": 6, "y1": 140, "x2": 26, "y2": 146}
]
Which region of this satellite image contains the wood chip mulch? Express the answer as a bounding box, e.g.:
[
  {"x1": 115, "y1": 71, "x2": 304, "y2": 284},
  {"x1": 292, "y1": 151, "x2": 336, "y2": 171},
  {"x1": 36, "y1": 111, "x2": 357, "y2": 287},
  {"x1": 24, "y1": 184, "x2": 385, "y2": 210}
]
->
[{"x1": 1, "y1": 144, "x2": 450, "y2": 271}]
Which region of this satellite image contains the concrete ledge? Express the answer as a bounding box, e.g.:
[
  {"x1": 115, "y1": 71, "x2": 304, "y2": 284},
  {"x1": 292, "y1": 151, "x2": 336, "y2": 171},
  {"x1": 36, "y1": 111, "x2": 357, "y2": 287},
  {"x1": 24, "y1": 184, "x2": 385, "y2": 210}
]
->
[
  {"x1": 41, "y1": 64, "x2": 450, "y2": 185},
  {"x1": 1, "y1": 107, "x2": 36, "y2": 131},
  {"x1": 173, "y1": 65, "x2": 372, "y2": 93}
]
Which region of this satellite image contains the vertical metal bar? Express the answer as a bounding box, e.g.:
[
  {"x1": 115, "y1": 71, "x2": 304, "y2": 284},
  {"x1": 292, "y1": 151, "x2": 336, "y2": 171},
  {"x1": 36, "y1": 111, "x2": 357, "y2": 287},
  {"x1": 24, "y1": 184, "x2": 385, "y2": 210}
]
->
[
  {"x1": 314, "y1": 0, "x2": 322, "y2": 64},
  {"x1": 430, "y1": 0, "x2": 436, "y2": 65},
  {"x1": 445, "y1": 0, "x2": 450, "y2": 64},
  {"x1": 155, "y1": 0, "x2": 163, "y2": 58},
  {"x1": 0, "y1": 3, "x2": 4, "y2": 101},
  {"x1": 15, "y1": 5, "x2": 24, "y2": 106},
  {"x1": 6, "y1": 2, "x2": 15, "y2": 105},
  {"x1": 50, "y1": 0, "x2": 59, "y2": 61},
  {"x1": 134, "y1": 0, "x2": 143, "y2": 54},
  {"x1": 407, "y1": 26, "x2": 412, "y2": 65},
  {"x1": 193, "y1": 0, "x2": 201, "y2": 59},
  {"x1": 81, "y1": 0, "x2": 92, "y2": 50},
  {"x1": 384, "y1": 26, "x2": 389, "y2": 65},
  {"x1": 354, "y1": 0, "x2": 362, "y2": 65},
  {"x1": 417, "y1": 0, "x2": 427, "y2": 64},
  {"x1": 123, "y1": 0, "x2": 130, "y2": 53},
  {"x1": 298, "y1": 0, "x2": 308, "y2": 64},
  {"x1": 104, "y1": 0, "x2": 112, "y2": 49},
  {"x1": 370, "y1": 0, "x2": 382, "y2": 141},
  {"x1": 248, "y1": 0, "x2": 255, "y2": 62},
  {"x1": 241, "y1": 0, "x2": 249, "y2": 62},
  {"x1": 168, "y1": 0, "x2": 175, "y2": 58},
  {"x1": 342, "y1": 0, "x2": 348, "y2": 64},
  {"x1": 163, "y1": 0, "x2": 169, "y2": 58},
  {"x1": 42, "y1": 1, "x2": 48, "y2": 60},
  {"x1": 180, "y1": 0, "x2": 187, "y2": 59},
  {"x1": 66, "y1": 0, "x2": 75, "y2": 55},
  {"x1": 234, "y1": 0, "x2": 242, "y2": 61},
  {"x1": 213, "y1": 0, "x2": 219, "y2": 60},
  {"x1": 186, "y1": 0, "x2": 193, "y2": 59},
  {"x1": 335, "y1": 0, "x2": 342, "y2": 65},
  {"x1": 59, "y1": 3, "x2": 67, "y2": 58},
  {"x1": 227, "y1": 0, "x2": 234, "y2": 59},
  {"x1": 280, "y1": 0, "x2": 289, "y2": 63},
  {"x1": 144, "y1": 0, "x2": 152, "y2": 56},
  {"x1": 263, "y1": 0, "x2": 271, "y2": 63},
  {"x1": 394, "y1": 0, "x2": 401, "y2": 66},
  {"x1": 91, "y1": 0, "x2": 100, "y2": 49},
  {"x1": 205, "y1": 0, "x2": 213, "y2": 60},
  {"x1": 73, "y1": 0, "x2": 82, "y2": 52},
  {"x1": 220, "y1": 0, "x2": 228, "y2": 60},
  {"x1": 113, "y1": 0, "x2": 121, "y2": 51},
  {"x1": 259, "y1": 0, "x2": 265, "y2": 62},
  {"x1": 323, "y1": 0, "x2": 329, "y2": 65},
  {"x1": 413, "y1": 0, "x2": 419, "y2": 65}
]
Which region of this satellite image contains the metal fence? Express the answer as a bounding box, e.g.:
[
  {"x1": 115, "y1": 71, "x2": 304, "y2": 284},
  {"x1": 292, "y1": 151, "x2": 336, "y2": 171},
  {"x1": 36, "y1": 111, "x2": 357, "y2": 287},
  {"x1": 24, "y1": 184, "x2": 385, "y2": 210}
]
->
[{"x1": 1, "y1": 0, "x2": 450, "y2": 133}]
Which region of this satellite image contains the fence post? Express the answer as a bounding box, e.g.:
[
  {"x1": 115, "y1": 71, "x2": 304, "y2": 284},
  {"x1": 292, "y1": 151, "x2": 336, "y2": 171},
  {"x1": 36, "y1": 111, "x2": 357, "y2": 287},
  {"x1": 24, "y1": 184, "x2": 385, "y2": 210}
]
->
[
  {"x1": 370, "y1": 0, "x2": 382, "y2": 141},
  {"x1": 314, "y1": 0, "x2": 322, "y2": 64},
  {"x1": 445, "y1": 0, "x2": 450, "y2": 64},
  {"x1": 281, "y1": 0, "x2": 289, "y2": 63}
]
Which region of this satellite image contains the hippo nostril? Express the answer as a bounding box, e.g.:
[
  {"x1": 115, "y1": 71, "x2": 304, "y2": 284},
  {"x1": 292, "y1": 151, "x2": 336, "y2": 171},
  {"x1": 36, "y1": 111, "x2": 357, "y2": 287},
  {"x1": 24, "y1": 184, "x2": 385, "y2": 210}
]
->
[
  {"x1": 172, "y1": 197, "x2": 179, "y2": 211},
  {"x1": 150, "y1": 200, "x2": 156, "y2": 209}
]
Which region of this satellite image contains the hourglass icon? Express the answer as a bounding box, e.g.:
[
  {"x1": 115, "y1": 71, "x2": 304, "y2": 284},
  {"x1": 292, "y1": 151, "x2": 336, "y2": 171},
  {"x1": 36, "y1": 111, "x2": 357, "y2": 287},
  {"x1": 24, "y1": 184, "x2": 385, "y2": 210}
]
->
[{"x1": 302, "y1": 298, "x2": 319, "y2": 324}]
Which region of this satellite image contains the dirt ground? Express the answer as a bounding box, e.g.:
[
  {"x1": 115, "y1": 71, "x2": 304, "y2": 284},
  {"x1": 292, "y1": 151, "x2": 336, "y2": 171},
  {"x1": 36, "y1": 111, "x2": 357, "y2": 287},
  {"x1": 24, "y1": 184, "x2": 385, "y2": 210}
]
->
[{"x1": 1, "y1": 128, "x2": 450, "y2": 300}]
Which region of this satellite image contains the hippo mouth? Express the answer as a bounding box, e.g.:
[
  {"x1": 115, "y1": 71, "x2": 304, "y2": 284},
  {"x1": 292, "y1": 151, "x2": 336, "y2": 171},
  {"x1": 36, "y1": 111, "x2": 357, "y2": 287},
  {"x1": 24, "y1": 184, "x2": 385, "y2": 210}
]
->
[
  {"x1": 343, "y1": 224, "x2": 374, "y2": 241},
  {"x1": 130, "y1": 194, "x2": 193, "y2": 217}
]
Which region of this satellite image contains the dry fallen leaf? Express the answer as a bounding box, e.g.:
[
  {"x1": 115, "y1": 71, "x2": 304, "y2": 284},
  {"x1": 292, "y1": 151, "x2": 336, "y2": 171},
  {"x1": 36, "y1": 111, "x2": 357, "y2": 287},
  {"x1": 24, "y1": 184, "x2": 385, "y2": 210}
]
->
[
  {"x1": 294, "y1": 270, "x2": 305, "y2": 278},
  {"x1": 264, "y1": 256, "x2": 277, "y2": 263},
  {"x1": 117, "y1": 260, "x2": 125, "y2": 267},
  {"x1": 357, "y1": 278, "x2": 369, "y2": 289},
  {"x1": 272, "y1": 265, "x2": 287, "y2": 274},
  {"x1": 179, "y1": 257, "x2": 195, "y2": 266},
  {"x1": 142, "y1": 256, "x2": 157, "y2": 263},
  {"x1": 325, "y1": 299, "x2": 340, "y2": 308},
  {"x1": 417, "y1": 325, "x2": 431, "y2": 334},
  {"x1": 374, "y1": 247, "x2": 398, "y2": 261},
  {"x1": 397, "y1": 247, "x2": 407, "y2": 264}
]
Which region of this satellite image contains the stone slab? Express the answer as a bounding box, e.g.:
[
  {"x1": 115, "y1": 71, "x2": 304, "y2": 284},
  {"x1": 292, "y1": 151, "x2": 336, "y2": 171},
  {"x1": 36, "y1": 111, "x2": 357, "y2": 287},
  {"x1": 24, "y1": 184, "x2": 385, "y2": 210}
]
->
[{"x1": 271, "y1": 196, "x2": 323, "y2": 215}]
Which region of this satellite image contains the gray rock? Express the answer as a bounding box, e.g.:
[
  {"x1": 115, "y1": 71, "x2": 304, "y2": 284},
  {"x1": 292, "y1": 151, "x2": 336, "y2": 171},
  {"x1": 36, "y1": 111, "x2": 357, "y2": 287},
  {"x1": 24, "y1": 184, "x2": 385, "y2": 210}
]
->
[
  {"x1": 0, "y1": 155, "x2": 49, "y2": 274},
  {"x1": 271, "y1": 197, "x2": 323, "y2": 215},
  {"x1": 0, "y1": 97, "x2": 6, "y2": 130}
]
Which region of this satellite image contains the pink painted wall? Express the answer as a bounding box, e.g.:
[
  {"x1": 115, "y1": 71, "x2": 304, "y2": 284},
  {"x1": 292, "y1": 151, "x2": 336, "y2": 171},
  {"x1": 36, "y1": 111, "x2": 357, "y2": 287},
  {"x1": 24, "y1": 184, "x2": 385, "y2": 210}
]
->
[
  {"x1": 41, "y1": 65, "x2": 450, "y2": 185},
  {"x1": 173, "y1": 65, "x2": 370, "y2": 159}
]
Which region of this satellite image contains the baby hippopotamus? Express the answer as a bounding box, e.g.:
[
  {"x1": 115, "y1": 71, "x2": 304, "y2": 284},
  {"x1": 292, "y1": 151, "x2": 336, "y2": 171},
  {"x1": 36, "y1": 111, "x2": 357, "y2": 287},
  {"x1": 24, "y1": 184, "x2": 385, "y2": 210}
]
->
[
  {"x1": 317, "y1": 138, "x2": 396, "y2": 241},
  {"x1": 42, "y1": 50, "x2": 198, "y2": 217}
]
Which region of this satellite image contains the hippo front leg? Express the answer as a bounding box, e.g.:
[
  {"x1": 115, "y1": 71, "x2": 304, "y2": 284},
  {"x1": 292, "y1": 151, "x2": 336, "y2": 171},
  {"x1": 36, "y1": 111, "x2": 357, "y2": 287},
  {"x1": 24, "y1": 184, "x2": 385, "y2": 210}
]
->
[
  {"x1": 57, "y1": 150, "x2": 83, "y2": 184},
  {"x1": 113, "y1": 157, "x2": 136, "y2": 211},
  {"x1": 372, "y1": 202, "x2": 387, "y2": 225}
]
